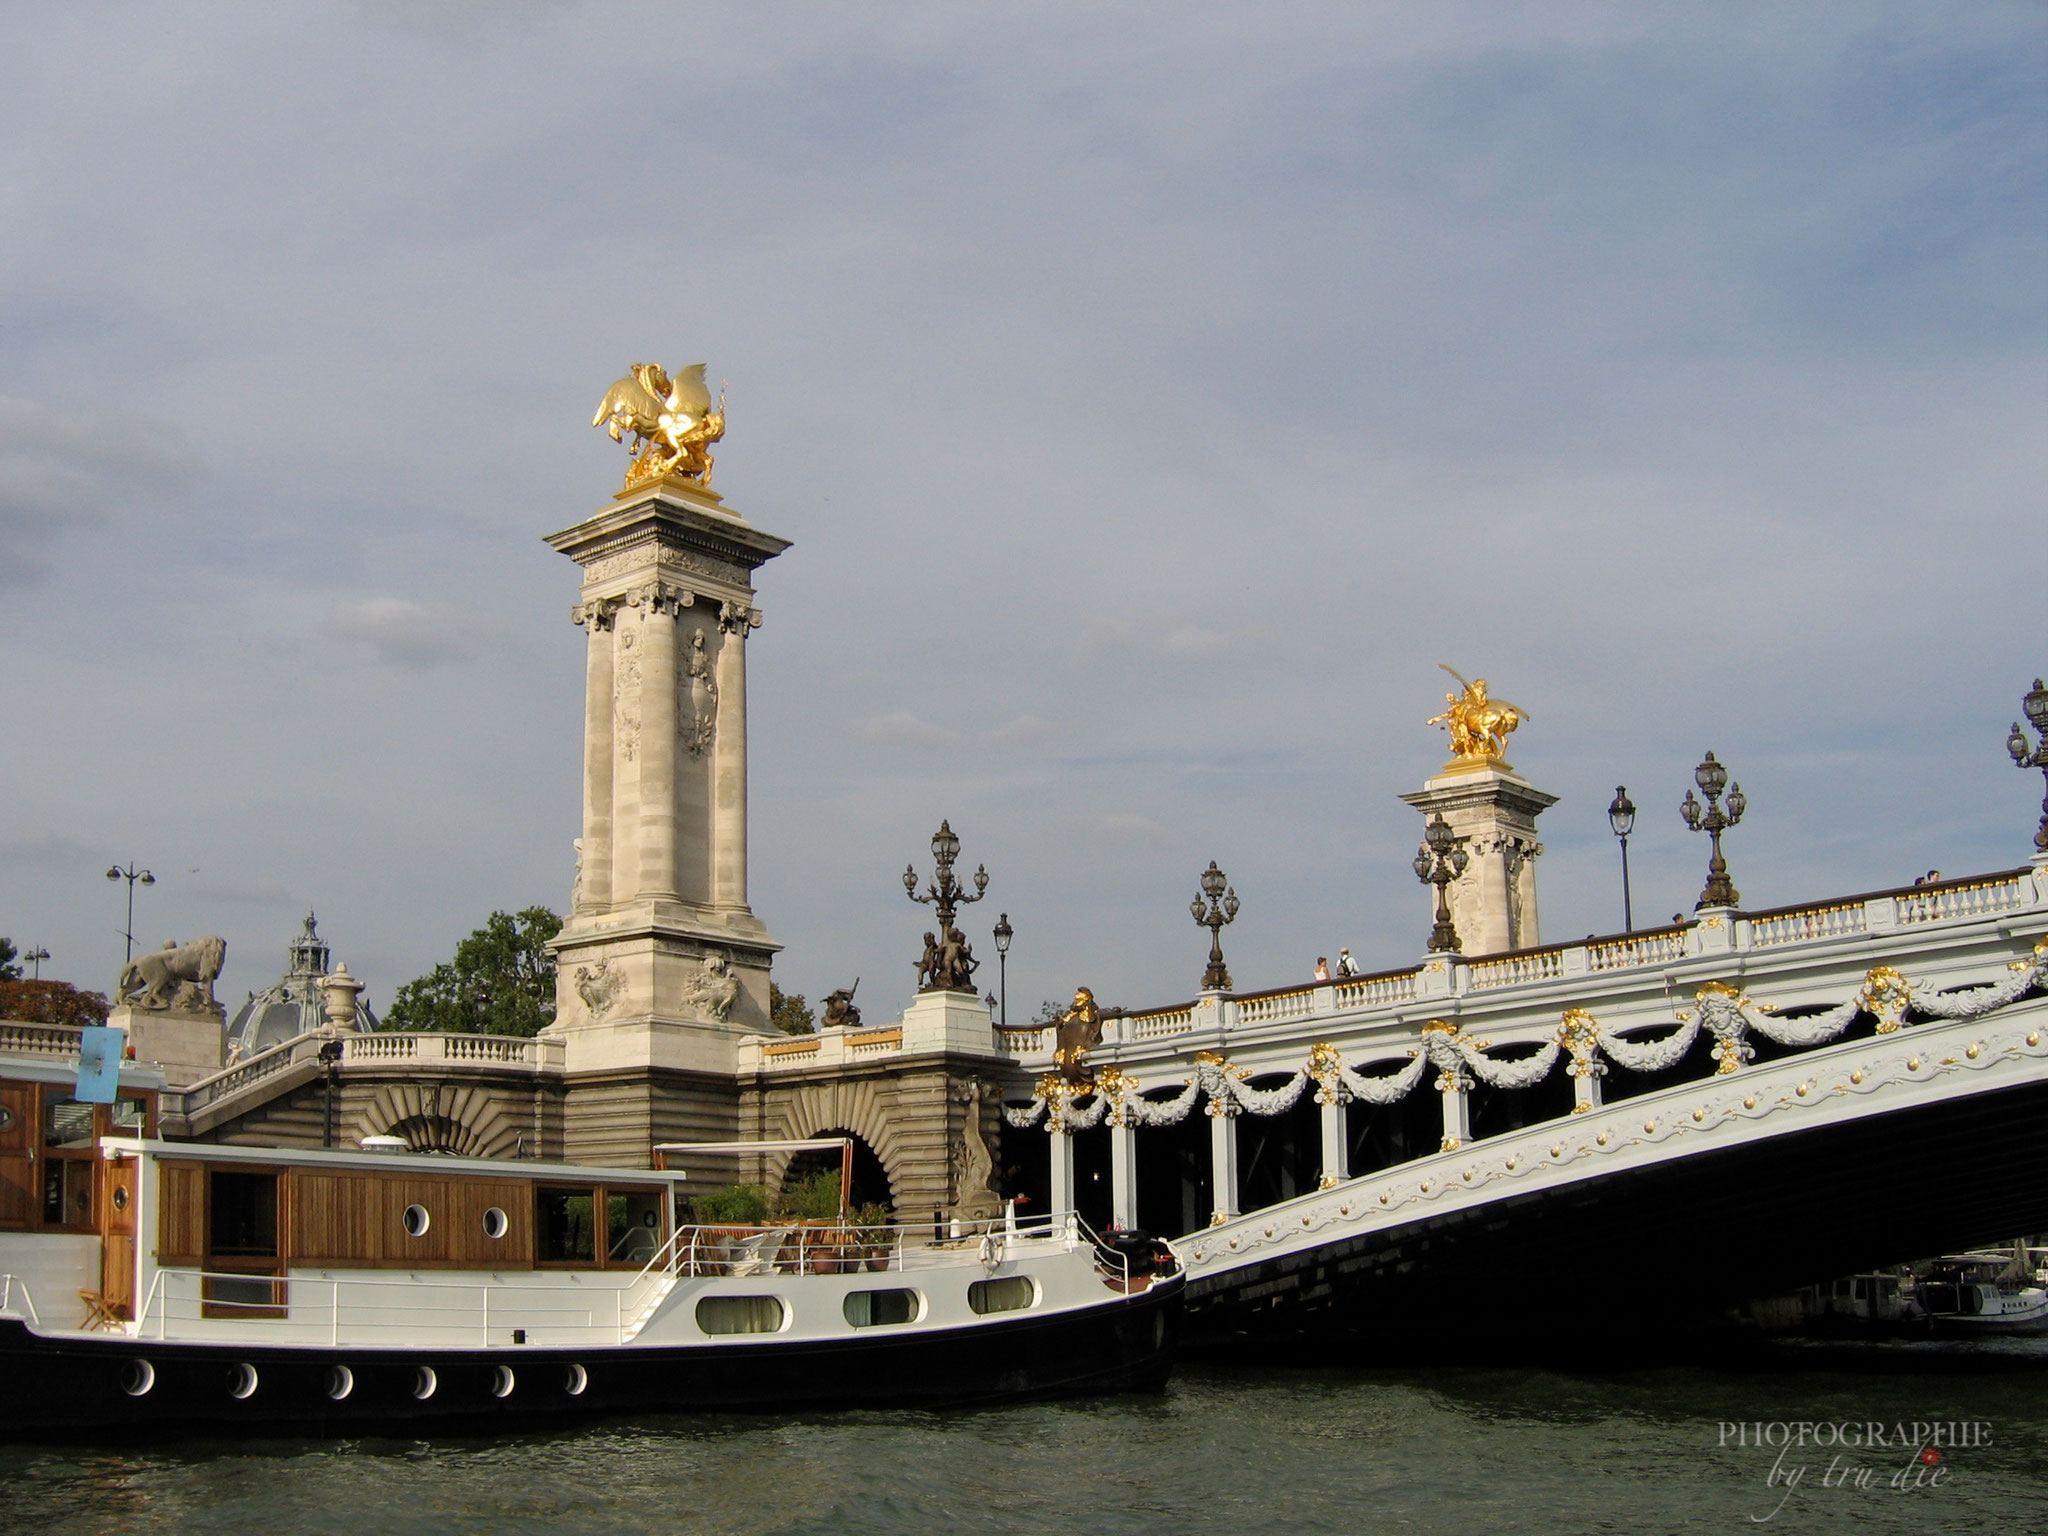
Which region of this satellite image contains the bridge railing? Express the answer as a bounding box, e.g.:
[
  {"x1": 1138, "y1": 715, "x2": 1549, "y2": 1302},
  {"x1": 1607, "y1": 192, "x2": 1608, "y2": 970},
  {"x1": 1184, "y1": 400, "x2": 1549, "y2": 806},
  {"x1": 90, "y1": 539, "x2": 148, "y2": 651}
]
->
[{"x1": 990, "y1": 865, "x2": 2044, "y2": 1069}]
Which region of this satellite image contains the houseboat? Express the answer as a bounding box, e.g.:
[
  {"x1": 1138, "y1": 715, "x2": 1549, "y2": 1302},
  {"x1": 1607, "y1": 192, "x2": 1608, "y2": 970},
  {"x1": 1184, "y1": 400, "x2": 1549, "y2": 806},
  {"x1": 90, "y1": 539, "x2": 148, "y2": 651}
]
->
[{"x1": 0, "y1": 1055, "x2": 1180, "y2": 1436}]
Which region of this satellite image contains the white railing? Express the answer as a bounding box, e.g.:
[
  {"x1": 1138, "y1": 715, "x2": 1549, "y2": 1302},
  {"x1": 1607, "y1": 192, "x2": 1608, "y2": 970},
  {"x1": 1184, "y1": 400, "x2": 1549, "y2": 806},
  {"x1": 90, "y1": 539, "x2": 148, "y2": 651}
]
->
[
  {"x1": 169, "y1": 1030, "x2": 556, "y2": 1119},
  {"x1": 994, "y1": 1025, "x2": 1053, "y2": 1053},
  {"x1": 0, "y1": 1022, "x2": 82, "y2": 1058},
  {"x1": 1894, "y1": 873, "x2": 2030, "y2": 927},
  {"x1": 846, "y1": 1029, "x2": 903, "y2": 1057},
  {"x1": 1131, "y1": 1008, "x2": 1194, "y2": 1040},
  {"x1": 1236, "y1": 990, "x2": 1316, "y2": 1027},
  {"x1": 1333, "y1": 970, "x2": 1419, "y2": 1008},
  {"x1": 1586, "y1": 928, "x2": 1689, "y2": 972},
  {"x1": 1750, "y1": 901, "x2": 1867, "y2": 948},
  {"x1": 1468, "y1": 948, "x2": 1566, "y2": 991},
  {"x1": 0, "y1": 1274, "x2": 43, "y2": 1328}
]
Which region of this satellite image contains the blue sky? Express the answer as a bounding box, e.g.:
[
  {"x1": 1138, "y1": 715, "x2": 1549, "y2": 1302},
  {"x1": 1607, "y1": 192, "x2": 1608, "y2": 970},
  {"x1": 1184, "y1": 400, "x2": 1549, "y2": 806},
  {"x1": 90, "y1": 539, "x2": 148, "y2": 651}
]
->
[{"x1": 2, "y1": 4, "x2": 2043, "y2": 1021}]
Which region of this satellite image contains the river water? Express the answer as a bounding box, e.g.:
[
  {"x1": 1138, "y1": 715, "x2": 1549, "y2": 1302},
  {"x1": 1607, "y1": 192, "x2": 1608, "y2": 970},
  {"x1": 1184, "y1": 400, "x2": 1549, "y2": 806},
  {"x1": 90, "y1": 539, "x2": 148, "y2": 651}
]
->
[{"x1": 5, "y1": 1352, "x2": 2044, "y2": 1535}]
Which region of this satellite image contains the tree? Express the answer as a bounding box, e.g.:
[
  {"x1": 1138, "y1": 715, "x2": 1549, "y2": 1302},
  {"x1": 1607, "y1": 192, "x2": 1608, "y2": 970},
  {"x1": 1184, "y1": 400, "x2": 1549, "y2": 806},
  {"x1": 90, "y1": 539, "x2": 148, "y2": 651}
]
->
[
  {"x1": 383, "y1": 907, "x2": 563, "y2": 1038},
  {"x1": 769, "y1": 982, "x2": 815, "y2": 1035},
  {"x1": 0, "y1": 980, "x2": 110, "y2": 1027},
  {"x1": 0, "y1": 939, "x2": 19, "y2": 983}
]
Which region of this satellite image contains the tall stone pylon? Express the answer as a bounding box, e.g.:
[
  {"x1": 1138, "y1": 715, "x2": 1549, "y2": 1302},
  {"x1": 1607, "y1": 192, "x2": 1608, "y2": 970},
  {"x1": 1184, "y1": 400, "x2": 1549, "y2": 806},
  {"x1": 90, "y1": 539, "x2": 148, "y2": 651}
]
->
[{"x1": 542, "y1": 464, "x2": 789, "y2": 1163}]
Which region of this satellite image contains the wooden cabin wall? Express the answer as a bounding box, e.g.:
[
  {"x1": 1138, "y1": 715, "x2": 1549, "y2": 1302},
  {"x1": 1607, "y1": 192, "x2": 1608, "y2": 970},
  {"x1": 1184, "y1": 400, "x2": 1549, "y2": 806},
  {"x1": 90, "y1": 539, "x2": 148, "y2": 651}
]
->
[{"x1": 156, "y1": 1162, "x2": 206, "y2": 1266}]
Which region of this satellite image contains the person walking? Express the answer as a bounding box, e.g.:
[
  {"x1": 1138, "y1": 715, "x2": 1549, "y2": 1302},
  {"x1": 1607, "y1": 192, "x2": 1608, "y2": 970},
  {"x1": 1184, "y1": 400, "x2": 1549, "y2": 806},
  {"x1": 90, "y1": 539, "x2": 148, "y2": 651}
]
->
[
  {"x1": 1336, "y1": 948, "x2": 1358, "y2": 978},
  {"x1": 1313, "y1": 957, "x2": 1330, "y2": 981}
]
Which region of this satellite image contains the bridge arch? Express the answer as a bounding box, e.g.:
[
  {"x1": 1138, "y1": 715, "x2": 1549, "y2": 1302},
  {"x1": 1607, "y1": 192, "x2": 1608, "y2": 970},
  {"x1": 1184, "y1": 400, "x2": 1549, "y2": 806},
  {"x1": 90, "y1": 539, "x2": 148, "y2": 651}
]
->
[{"x1": 752, "y1": 1078, "x2": 912, "y2": 1215}]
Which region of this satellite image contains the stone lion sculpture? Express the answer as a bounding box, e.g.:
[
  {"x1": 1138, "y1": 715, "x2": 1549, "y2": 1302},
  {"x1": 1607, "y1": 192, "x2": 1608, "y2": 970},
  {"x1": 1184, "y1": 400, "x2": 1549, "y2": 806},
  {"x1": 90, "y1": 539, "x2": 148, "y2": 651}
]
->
[{"x1": 116, "y1": 936, "x2": 228, "y2": 1014}]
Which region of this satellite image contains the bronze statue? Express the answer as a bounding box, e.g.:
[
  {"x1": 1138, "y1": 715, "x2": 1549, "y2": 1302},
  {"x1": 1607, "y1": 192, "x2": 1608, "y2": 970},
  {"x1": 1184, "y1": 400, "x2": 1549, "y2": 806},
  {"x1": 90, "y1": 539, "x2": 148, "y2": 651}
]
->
[
  {"x1": 821, "y1": 981, "x2": 862, "y2": 1031},
  {"x1": 915, "y1": 931, "x2": 941, "y2": 991},
  {"x1": 1053, "y1": 987, "x2": 1104, "y2": 1084}
]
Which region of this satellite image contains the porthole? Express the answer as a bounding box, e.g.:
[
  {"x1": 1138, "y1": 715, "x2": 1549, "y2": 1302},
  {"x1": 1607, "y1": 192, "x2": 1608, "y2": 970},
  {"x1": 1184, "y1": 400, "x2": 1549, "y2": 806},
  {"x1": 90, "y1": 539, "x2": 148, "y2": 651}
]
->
[
  {"x1": 491, "y1": 1365, "x2": 515, "y2": 1399},
  {"x1": 0, "y1": 1105, "x2": 14, "y2": 1133},
  {"x1": 112, "y1": 1185, "x2": 129, "y2": 1212},
  {"x1": 227, "y1": 1362, "x2": 259, "y2": 1400},
  {"x1": 482, "y1": 1206, "x2": 509, "y2": 1240},
  {"x1": 967, "y1": 1276, "x2": 1037, "y2": 1316},
  {"x1": 412, "y1": 1365, "x2": 437, "y2": 1400},
  {"x1": 695, "y1": 1295, "x2": 787, "y2": 1335},
  {"x1": 119, "y1": 1358, "x2": 155, "y2": 1397},
  {"x1": 402, "y1": 1204, "x2": 431, "y2": 1238},
  {"x1": 325, "y1": 1365, "x2": 353, "y2": 1401},
  {"x1": 843, "y1": 1289, "x2": 921, "y2": 1328},
  {"x1": 564, "y1": 1364, "x2": 588, "y2": 1396}
]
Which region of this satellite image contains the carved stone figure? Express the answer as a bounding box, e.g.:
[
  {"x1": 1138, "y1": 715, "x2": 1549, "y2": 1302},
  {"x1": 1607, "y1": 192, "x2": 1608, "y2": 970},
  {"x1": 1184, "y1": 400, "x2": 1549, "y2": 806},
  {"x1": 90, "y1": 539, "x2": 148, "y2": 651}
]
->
[
  {"x1": 949, "y1": 1078, "x2": 1003, "y2": 1221},
  {"x1": 682, "y1": 951, "x2": 740, "y2": 1022},
  {"x1": 1428, "y1": 665, "x2": 1530, "y2": 765},
  {"x1": 820, "y1": 982, "x2": 862, "y2": 1031},
  {"x1": 682, "y1": 627, "x2": 717, "y2": 757},
  {"x1": 592, "y1": 362, "x2": 726, "y2": 486},
  {"x1": 1053, "y1": 987, "x2": 1104, "y2": 1084},
  {"x1": 574, "y1": 957, "x2": 624, "y2": 1021},
  {"x1": 116, "y1": 936, "x2": 228, "y2": 1017}
]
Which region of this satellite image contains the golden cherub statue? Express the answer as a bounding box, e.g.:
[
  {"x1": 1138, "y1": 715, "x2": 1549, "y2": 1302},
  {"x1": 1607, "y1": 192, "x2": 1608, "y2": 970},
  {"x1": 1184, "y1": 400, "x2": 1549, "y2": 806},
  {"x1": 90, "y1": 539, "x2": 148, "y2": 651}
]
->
[
  {"x1": 593, "y1": 362, "x2": 725, "y2": 488},
  {"x1": 1428, "y1": 665, "x2": 1530, "y2": 767}
]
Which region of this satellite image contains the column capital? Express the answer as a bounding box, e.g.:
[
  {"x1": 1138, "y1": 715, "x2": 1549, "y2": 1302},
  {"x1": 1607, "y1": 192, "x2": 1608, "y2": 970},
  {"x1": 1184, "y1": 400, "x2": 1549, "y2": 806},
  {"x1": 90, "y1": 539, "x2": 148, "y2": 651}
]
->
[
  {"x1": 625, "y1": 580, "x2": 699, "y2": 617},
  {"x1": 570, "y1": 596, "x2": 623, "y2": 631},
  {"x1": 718, "y1": 599, "x2": 762, "y2": 634}
]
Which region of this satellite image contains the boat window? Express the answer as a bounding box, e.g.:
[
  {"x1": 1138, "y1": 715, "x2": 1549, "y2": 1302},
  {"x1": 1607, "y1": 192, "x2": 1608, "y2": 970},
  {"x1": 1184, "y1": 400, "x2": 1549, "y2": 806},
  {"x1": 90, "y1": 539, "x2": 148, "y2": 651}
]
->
[
  {"x1": 41, "y1": 1158, "x2": 92, "y2": 1227},
  {"x1": 968, "y1": 1276, "x2": 1037, "y2": 1315},
  {"x1": 537, "y1": 1187, "x2": 596, "y2": 1262},
  {"x1": 696, "y1": 1295, "x2": 787, "y2": 1335},
  {"x1": 109, "y1": 1099, "x2": 148, "y2": 1133},
  {"x1": 843, "y1": 1289, "x2": 920, "y2": 1328},
  {"x1": 43, "y1": 1096, "x2": 95, "y2": 1149},
  {"x1": 209, "y1": 1172, "x2": 279, "y2": 1257},
  {"x1": 483, "y1": 1206, "x2": 509, "y2": 1240},
  {"x1": 607, "y1": 1190, "x2": 665, "y2": 1264},
  {"x1": 401, "y1": 1203, "x2": 431, "y2": 1238}
]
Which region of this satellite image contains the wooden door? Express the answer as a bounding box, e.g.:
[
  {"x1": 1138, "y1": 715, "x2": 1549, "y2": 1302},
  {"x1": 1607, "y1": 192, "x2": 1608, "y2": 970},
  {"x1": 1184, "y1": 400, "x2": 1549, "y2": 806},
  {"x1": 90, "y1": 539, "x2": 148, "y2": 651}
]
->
[
  {"x1": 98, "y1": 1154, "x2": 138, "y2": 1318},
  {"x1": 0, "y1": 1083, "x2": 33, "y2": 1230}
]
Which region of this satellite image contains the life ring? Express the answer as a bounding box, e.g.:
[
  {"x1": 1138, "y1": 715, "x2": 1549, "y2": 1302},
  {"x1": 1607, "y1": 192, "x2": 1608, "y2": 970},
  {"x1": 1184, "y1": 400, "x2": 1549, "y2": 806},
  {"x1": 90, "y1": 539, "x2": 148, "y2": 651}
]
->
[{"x1": 977, "y1": 1233, "x2": 1004, "y2": 1272}]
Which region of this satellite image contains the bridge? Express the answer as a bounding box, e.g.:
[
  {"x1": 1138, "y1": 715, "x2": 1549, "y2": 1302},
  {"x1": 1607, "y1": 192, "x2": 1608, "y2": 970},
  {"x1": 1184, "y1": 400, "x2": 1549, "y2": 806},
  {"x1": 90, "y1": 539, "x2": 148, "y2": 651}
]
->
[{"x1": 991, "y1": 864, "x2": 2048, "y2": 1340}]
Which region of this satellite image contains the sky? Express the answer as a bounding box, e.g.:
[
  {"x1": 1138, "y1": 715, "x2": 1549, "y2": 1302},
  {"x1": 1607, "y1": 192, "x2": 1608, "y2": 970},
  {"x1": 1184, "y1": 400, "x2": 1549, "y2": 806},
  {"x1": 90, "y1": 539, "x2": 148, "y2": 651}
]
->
[{"x1": 1, "y1": 3, "x2": 2043, "y2": 1027}]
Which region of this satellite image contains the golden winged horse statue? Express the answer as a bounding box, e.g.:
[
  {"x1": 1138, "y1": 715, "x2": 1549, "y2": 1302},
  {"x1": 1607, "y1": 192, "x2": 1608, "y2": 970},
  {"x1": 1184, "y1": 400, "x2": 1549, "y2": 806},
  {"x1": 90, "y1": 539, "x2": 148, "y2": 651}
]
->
[
  {"x1": 592, "y1": 362, "x2": 725, "y2": 487},
  {"x1": 1428, "y1": 664, "x2": 1531, "y2": 767}
]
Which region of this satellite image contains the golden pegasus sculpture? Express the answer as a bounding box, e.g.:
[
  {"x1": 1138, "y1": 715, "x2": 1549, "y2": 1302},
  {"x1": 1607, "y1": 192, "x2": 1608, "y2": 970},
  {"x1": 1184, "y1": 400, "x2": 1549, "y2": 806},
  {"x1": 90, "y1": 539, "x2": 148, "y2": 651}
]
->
[
  {"x1": 593, "y1": 362, "x2": 725, "y2": 488},
  {"x1": 1428, "y1": 664, "x2": 1530, "y2": 767}
]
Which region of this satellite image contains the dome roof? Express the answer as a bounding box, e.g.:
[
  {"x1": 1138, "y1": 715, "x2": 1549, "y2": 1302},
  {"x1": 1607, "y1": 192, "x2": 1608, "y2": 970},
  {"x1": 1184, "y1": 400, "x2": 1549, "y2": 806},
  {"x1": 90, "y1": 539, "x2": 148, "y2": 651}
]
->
[{"x1": 225, "y1": 912, "x2": 377, "y2": 1060}]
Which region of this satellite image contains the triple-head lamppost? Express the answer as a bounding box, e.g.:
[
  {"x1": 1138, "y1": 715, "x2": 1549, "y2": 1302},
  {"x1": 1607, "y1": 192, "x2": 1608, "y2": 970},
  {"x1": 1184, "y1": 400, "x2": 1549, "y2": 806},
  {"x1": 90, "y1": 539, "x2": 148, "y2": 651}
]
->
[
  {"x1": 105, "y1": 862, "x2": 155, "y2": 964},
  {"x1": 2008, "y1": 678, "x2": 2048, "y2": 854},
  {"x1": 1680, "y1": 751, "x2": 1747, "y2": 909},
  {"x1": 1190, "y1": 861, "x2": 1239, "y2": 991},
  {"x1": 1413, "y1": 814, "x2": 1468, "y2": 952},
  {"x1": 903, "y1": 820, "x2": 989, "y2": 993}
]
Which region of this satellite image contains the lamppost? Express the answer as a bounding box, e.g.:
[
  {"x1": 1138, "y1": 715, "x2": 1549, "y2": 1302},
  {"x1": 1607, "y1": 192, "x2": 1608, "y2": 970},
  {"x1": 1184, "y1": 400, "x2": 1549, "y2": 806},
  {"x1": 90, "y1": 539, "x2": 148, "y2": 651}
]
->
[
  {"x1": 2007, "y1": 678, "x2": 2048, "y2": 854},
  {"x1": 1190, "y1": 860, "x2": 1239, "y2": 991},
  {"x1": 105, "y1": 862, "x2": 155, "y2": 964},
  {"x1": 22, "y1": 946, "x2": 49, "y2": 981},
  {"x1": 1607, "y1": 786, "x2": 1637, "y2": 933},
  {"x1": 903, "y1": 819, "x2": 989, "y2": 992},
  {"x1": 1679, "y1": 751, "x2": 1747, "y2": 909},
  {"x1": 992, "y1": 912, "x2": 1013, "y2": 1026},
  {"x1": 318, "y1": 1038, "x2": 345, "y2": 1149},
  {"x1": 1413, "y1": 814, "x2": 1468, "y2": 953}
]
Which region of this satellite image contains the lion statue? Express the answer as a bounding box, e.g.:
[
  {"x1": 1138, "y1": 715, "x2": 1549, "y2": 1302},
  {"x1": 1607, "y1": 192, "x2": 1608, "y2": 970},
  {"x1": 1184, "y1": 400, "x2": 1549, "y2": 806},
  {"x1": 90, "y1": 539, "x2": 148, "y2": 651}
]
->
[{"x1": 115, "y1": 936, "x2": 227, "y2": 1015}]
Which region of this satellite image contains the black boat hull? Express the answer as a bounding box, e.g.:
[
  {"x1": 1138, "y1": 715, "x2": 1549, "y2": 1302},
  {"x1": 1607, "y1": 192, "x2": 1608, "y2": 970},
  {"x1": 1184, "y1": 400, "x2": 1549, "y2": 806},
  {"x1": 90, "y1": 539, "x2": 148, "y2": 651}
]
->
[{"x1": 0, "y1": 1278, "x2": 1180, "y2": 1440}]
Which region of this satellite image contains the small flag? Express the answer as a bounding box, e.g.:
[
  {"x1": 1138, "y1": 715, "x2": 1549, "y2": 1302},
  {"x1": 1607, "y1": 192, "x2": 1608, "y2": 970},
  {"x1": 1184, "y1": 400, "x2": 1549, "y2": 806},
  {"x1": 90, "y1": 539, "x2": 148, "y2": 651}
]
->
[{"x1": 75, "y1": 1027, "x2": 126, "y2": 1104}]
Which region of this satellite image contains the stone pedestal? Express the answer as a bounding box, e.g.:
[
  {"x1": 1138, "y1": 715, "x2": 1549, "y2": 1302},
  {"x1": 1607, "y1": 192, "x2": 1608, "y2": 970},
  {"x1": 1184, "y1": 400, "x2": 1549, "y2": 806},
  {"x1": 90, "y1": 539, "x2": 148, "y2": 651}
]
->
[
  {"x1": 111, "y1": 1003, "x2": 222, "y2": 1087},
  {"x1": 1400, "y1": 763, "x2": 1558, "y2": 957}
]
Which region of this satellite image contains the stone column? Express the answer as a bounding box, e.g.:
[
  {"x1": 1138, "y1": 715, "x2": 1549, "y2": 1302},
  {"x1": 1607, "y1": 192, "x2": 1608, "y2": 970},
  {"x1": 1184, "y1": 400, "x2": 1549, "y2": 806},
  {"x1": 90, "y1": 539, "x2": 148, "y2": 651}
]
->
[
  {"x1": 1438, "y1": 1065, "x2": 1472, "y2": 1152},
  {"x1": 1109, "y1": 1122, "x2": 1138, "y2": 1230},
  {"x1": 1319, "y1": 1099, "x2": 1348, "y2": 1188},
  {"x1": 635, "y1": 587, "x2": 681, "y2": 903},
  {"x1": 1049, "y1": 1127, "x2": 1074, "y2": 1217},
  {"x1": 1400, "y1": 765, "x2": 1558, "y2": 957},
  {"x1": 573, "y1": 599, "x2": 618, "y2": 912},
  {"x1": 713, "y1": 603, "x2": 757, "y2": 912},
  {"x1": 1208, "y1": 1105, "x2": 1239, "y2": 1223}
]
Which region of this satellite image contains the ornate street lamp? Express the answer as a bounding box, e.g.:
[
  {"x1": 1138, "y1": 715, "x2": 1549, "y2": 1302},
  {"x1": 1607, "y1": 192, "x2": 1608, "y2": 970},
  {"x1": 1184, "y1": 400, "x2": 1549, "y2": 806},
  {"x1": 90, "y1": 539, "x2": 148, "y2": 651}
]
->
[
  {"x1": 1607, "y1": 786, "x2": 1637, "y2": 933},
  {"x1": 105, "y1": 862, "x2": 155, "y2": 965},
  {"x1": 1679, "y1": 751, "x2": 1747, "y2": 909},
  {"x1": 1190, "y1": 861, "x2": 1239, "y2": 991},
  {"x1": 2007, "y1": 678, "x2": 2048, "y2": 854},
  {"x1": 904, "y1": 819, "x2": 989, "y2": 992},
  {"x1": 22, "y1": 945, "x2": 49, "y2": 981},
  {"x1": 1413, "y1": 814, "x2": 1469, "y2": 953},
  {"x1": 992, "y1": 912, "x2": 1013, "y2": 1026}
]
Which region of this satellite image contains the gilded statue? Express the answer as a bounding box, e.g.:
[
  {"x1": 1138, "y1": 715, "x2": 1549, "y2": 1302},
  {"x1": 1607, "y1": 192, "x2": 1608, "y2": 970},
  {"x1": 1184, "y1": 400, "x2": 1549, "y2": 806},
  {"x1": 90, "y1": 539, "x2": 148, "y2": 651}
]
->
[
  {"x1": 1053, "y1": 987, "x2": 1104, "y2": 1085},
  {"x1": 1428, "y1": 665, "x2": 1530, "y2": 767},
  {"x1": 593, "y1": 362, "x2": 726, "y2": 487}
]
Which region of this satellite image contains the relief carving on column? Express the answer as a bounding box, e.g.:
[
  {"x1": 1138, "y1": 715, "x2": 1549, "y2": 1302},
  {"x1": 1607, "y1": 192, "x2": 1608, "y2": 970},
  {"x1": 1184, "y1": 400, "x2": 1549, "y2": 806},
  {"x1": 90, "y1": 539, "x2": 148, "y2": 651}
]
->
[
  {"x1": 948, "y1": 1078, "x2": 1003, "y2": 1220},
  {"x1": 682, "y1": 951, "x2": 741, "y2": 1022},
  {"x1": 614, "y1": 620, "x2": 642, "y2": 762},
  {"x1": 681, "y1": 626, "x2": 718, "y2": 758},
  {"x1": 573, "y1": 956, "x2": 625, "y2": 1021}
]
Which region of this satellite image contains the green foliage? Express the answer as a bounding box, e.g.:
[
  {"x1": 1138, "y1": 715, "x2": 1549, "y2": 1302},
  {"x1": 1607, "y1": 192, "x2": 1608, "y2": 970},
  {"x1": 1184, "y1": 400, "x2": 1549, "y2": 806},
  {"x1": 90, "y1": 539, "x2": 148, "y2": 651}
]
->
[
  {"x1": 383, "y1": 907, "x2": 562, "y2": 1038},
  {"x1": 776, "y1": 1169, "x2": 844, "y2": 1221},
  {"x1": 0, "y1": 938, "x2": 18, "y2": 983},
  {"x1": 693, "y1": 1184, "x2": 772, "y2": 1224},
  {"x1": 0, "y1": 980, "x2": 110, "y2": 1027},
  {"x1": 769, "y1": 982, "x2": 815, "y2": 1035}
]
